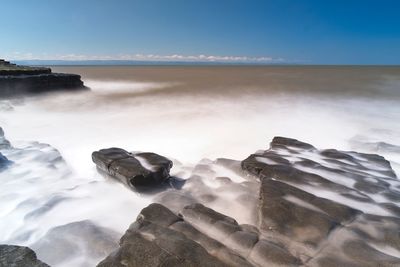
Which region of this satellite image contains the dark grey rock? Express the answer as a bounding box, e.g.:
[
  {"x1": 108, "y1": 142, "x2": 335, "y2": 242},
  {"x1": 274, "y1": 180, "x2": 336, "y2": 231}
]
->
[
  {"x1": 98, "y1": 203, "x2": 302, "y2": 267},
  {"x1": 258, "y1": 178, "x2": 357, "y2": 246},
  {"x1": 0, "y1": 152, "x2": 11, "y2": 171},
  {"x1": 97, "y1": 204, "x2": 229, "y2": 267},
  {"x1": 270, "y1": 136, "x2": 316, "y2": 151},
  {"x1": 95, "y1": 136, "x2": 400, "y2": 266},
  {"x1": 137, "y1": 203, "x2": 182, "y2": 227},
  {"x1": 0, "y1": 127, "x2": 11, "y2": 149},
  {"x1": 0, "y1": 60, "x2": 87, "y2": 98},
  {"x1": 241, "y1": 136, "x2": 400, "y2": 266},
  {"x1": 249, "y1": 240, "x2": 301, "y2": 267},
  {"x1": 92, "y1": 148, "x2": 173, "y2": 190},
  {"x1": 0, "y1": 245, "x2": 49, "y2": 267}
]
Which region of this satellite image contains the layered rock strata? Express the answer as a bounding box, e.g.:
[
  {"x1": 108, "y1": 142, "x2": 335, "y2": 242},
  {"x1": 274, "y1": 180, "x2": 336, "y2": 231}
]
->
[
  {"x1": 92, "y1": 148, "x2": 173, "y2": 190},
  {"x1": 0, "y1": 59, "x2": 86, "y2": 97},
  {"x1": 97, "y1": 137, "x2": 400, "y2": 267}
]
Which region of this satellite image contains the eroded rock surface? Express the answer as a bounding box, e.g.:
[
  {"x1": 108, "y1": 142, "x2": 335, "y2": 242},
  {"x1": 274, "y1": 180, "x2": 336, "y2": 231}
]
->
[
  {"x1": 92, "y1": 148, "x2": 173, "y2": 190},
  {"x1": 0, "y1": 245, "x2": 49, "y2": 267},
  {"x1": 99, "y1": 137, "x2": 400, "y2": 267},
  {"x1": 242, "y1": 136, "x2": 400, "y2": 266},
  {"x1": 97, "y1": 203, "x2": 300, "y2": 267}
]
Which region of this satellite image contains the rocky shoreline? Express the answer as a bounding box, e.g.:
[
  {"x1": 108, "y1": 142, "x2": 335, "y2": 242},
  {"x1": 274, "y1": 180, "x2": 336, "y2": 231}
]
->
[
  {"x1": 1, "y1": 127, "x2": 400, "y2": 266},
  {"x1": 0, "y1": 59, "x2": 87, "y2": 97}
]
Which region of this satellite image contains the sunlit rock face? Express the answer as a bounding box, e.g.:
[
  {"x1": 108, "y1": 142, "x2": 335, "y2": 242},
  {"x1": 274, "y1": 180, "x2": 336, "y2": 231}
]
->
[{"x1": 99, "y1": 137, "x2": 400, "y2": 267}]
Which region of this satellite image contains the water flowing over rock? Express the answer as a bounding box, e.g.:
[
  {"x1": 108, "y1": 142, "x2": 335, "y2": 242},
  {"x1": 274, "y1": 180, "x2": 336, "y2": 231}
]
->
[
  {"x1": 32, "y1": 220, "x2": 119, "y2": 267},
  {"x1": 242, "y1": 137, "x2": 400, "y2": 266},
  {"x1": 0, "y1": 127, "x2": 128, "y2": 267},
  {"x1": 98, "y1": 137, "x2": 400, "y2": 267},
  {"x1": 92, "y1": 148, "x2": 173, "y2": 190},
  {"x1": 0, "y1": 245, "x2": 50, "y2": 267}
]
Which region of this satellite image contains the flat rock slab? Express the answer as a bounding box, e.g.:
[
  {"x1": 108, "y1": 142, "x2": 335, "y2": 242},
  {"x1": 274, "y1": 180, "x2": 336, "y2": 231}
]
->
[
  {"x1": 0, "y1": 245, "x2": 49, "y2": 267},
  {"x1": 242, "y1": 136, "x2": 400, "y2": 266},
  {"x1": 92, "y1": 148, "x2": 173, "y2": 190},
  {"x1": 97, "y1": 203, "x2": 301, "y2": 267}
]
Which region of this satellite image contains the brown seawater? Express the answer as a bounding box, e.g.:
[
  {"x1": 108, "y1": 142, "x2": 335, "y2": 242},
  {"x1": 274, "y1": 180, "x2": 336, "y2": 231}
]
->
[{"x1": 0, "y1": 65, "x2": 399, "y2": 266}]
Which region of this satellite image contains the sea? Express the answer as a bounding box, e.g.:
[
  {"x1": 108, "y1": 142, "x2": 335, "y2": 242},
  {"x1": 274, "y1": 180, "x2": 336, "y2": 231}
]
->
[{"x1": 0, "y1": 65, "x2": 399, "y2": 266}]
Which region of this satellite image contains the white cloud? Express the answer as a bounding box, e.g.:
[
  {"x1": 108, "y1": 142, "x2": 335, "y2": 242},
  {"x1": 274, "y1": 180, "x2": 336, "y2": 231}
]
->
[{"x1": 4, "y1": 52, "x2": 285, "y2": 63}]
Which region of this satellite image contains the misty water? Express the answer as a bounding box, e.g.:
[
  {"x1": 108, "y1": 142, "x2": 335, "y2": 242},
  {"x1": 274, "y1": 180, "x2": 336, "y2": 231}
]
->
[{"x1": 1, "y1": 66, "x2": 400, "y2": 266}]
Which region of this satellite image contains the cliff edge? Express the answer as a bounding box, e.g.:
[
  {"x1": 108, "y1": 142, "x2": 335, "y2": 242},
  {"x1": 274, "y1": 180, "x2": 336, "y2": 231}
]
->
[{"x1": 0, "y1": 59, "x2": 87, "y2": 97}]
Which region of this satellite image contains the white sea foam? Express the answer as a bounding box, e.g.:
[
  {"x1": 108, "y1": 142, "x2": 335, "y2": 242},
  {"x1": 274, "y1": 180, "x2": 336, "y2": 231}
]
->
[
  {"x1": 85, "y1": 79, "x2": 177, "y2": 94},
  {"x1": 0, "y1": 69, "x2": 400, "y2": 266}
]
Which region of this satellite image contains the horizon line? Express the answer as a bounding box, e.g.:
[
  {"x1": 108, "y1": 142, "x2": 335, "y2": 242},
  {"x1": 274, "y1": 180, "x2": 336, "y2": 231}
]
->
[{"x1": 9, "y1": 59, "x2": 400, "y2": 67}]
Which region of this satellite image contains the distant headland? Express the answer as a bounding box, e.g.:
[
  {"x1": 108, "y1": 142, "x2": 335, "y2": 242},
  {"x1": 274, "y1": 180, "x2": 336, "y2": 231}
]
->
[{"x1": 0, "y1": 59, "x2": 87, "y2": 97}]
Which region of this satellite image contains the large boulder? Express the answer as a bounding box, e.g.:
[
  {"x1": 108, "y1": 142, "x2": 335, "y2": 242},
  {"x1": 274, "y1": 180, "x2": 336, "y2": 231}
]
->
[
  {"x1": 92, "y1": 148, "x2": 173, "y2": 190},
  {"x1": 0, "y1": 245, "x2": 49, "y2": 267}
]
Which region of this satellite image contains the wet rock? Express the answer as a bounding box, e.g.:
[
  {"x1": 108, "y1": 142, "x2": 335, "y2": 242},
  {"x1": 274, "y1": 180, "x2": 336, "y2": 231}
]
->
[
  {"x1": 271, "y1": 136, "x2": 316, "y2": 151},
  {"x1": 0, "y1": 245, "x2": 49, "y2": 267},
  {"x1": 180, "y1": 203, "x2": 241, "y2": 240},
  {"x1": 97, "y1": 204, "x2": 229, "y2": 267},
  {"x1": 0, "y1": 152, "x2": 11, "y2": 171},
  {"x1": 249, "y1": 240, "x2": 301, "y2": 267},
  {"x1": 92, "y1": 148, "x2": 173, "y2": 190},
  {"x1": 138, "y1": 203, "x2": 182, "y2": 227},
  {"x1": 0, "y1": 127, "x2": 11, "y2": 149},
  {"x1": 98, "y1": 203, "x2": 301, "y2": 267},
  {"x1": 241, "y1": 136, "x2": 400, "y2": 266},
  {"x1": 259, "y1": 179, "x2": 358, "y2": 246}
]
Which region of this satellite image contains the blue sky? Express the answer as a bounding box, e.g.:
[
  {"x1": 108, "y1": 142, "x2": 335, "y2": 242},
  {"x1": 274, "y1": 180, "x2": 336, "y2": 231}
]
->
[{"x1": 1, "y1": 0, "x2": 399, "y2": 64}]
